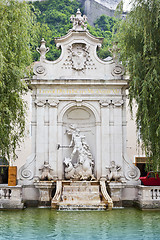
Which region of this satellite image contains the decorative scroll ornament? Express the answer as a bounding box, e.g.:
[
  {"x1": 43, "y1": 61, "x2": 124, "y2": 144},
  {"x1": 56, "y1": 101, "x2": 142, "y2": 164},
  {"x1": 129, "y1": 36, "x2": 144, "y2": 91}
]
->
[
  {"x1": 21, "y1": 169, "x2": 32, "y2": 179},
  {"x1": 100, "y1": 100, "x2": 110, "y2": 107},
  {"x1": 34, "y1": 100, "x2": 46, "y2": 107},
  {"x1": 113, "y1": 100, "x2": 124, "y2": 107},
  {"x1": 125, "y1": 169, "x2": 139, "y2": 179},
  {"x1": 47, "y1": 100, "x2": 59, "y2": 107},
  {"x1": 34, "y1": 99, "x2": 59, "y2": 108},
  {"x1": 36, "y1": 38, "x2": 49, "y2": 61},
  {"x1": 100, "y1": 99, "x2": 124, "y2": 107},
  {"x1": 19, "y1": 154, "x2": 36, "y2": 181},
  {"x1": 70, "y1": 9, "x2": 87, "y2": 31},
  {"x1": 123, "y1": 154, "x2": 140, "y2": 181}
]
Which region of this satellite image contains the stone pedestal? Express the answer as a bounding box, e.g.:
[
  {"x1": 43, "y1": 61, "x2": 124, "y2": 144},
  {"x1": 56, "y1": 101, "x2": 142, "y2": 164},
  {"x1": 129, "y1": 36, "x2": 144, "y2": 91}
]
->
[
  {"x1": 109, "y1": 182, "x2": 125, "y2": 207},
  {"x1": 34, "y1": 181, "x2": 55, "y2": 206}
]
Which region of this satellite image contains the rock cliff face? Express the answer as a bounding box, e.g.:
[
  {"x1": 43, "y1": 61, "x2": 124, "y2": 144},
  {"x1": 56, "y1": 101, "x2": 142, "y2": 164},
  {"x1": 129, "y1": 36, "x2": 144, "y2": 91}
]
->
[
  {"x1": 80, "y1": 0, "x2": 124, "y2": 25},
  {"x1": 26, "y1": 0, "x2": 130, "y2": 26}
]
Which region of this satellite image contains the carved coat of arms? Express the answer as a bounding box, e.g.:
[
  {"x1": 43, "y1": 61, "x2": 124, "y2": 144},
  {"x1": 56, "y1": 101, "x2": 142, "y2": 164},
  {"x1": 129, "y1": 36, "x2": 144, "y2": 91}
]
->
[{"x1": 68, "y1": 43, "x2": 89, "y2": 71}]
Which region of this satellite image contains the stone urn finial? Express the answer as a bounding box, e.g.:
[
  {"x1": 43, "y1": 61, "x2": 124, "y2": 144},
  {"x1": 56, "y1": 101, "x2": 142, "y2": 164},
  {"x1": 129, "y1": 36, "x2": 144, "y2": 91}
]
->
[
  {"x1": 109, "y1": 41, "x2": 120, "y2": 64},
  {"x1": 37, "y1": 38, "x2": 50, "y2": 61},
  {"x1": 70, "y1": 9, "x2": 87, "y2": 31}
]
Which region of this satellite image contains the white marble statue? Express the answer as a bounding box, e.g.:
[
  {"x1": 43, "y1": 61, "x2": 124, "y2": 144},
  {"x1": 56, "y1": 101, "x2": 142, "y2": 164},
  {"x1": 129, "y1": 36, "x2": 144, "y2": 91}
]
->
[
  {"x1": 106, "y1": 161, "x2": 122, "y2": 182},
  {"x1": 64, "y1": 125, "x2": 95, "y2": 180},
  {"x1": 39, "y1": 161, "x2": 54, "y2": 181},
  {"x1": 70, "y1": 9, "x2": 87, "y2": 31}
]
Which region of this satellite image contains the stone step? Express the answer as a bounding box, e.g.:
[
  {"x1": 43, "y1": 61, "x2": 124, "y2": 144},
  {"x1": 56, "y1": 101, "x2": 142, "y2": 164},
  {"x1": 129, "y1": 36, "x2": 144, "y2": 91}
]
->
[
  {"x1": 58, "y1": 204, "x2": 106, "y2": 211},
  {"x1": 51, "y1": 180, "x2": 113, "y2": 210},
  {"x1": 68, "y1": 181, "x2": 99, "y2": 186},
  {"x1": 60, "y1": 181, "x2": 102, "y2": 209},
  {"x1": 61, "y1": 195, "x2": 101, "y2": 202},
  {"x1": 62, "y1": 185, "x2": 99, "y2": 193}
]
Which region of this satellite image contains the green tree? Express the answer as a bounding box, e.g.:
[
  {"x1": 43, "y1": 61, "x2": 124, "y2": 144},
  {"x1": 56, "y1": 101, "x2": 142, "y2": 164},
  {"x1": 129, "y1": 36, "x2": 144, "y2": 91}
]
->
[
  {"x1": 0, "y1": 0, "x2": 36, "y2": 162},
  {"x1": 31, "y1": 0, "x2": 118, "y2": 61},
  {"x1": 117, "y1": 0, "x2": 160, "y2": 170},
  {"x1": 94, "y1": 15, "x2": 119, "y2": 32},
  {"x1": 32, "y1": 0, "x2": 81, "y2": 61}
]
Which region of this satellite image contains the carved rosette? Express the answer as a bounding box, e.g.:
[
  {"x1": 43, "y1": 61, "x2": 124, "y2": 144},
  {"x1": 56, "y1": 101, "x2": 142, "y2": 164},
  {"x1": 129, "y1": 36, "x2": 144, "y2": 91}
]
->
[
  {"x1": 33, "y1": 64, "x2": 46, "y2": 76},
  {"x1": 112, "y1": 64, "x2": 125, "y2": 76}
]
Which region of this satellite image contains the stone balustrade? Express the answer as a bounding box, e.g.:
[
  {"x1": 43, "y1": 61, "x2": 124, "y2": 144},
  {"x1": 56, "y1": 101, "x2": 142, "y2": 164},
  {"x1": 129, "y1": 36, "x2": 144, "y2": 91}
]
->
[
  {"x1": 137, "y1": 185, "x2": 160, "y2": 209},
  {"x1": 150, "y1": 188, "x2": 160, "y2": 200},
  {"x1": 0, "y1": 187, "x2": 11, "y2": 199},
  {"x1": 0, "y1": 185, "x2": 24, "y2": 209}
]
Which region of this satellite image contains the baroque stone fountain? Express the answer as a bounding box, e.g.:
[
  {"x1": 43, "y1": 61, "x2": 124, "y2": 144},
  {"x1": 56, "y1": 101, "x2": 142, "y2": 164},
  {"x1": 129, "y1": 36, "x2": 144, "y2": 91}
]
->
[
  {"x1": 19, "y1": 9, "x2": 140, "y2": 210},
  {"x1": 52, "y1": 125, "x2": 113, "y2": 210}
]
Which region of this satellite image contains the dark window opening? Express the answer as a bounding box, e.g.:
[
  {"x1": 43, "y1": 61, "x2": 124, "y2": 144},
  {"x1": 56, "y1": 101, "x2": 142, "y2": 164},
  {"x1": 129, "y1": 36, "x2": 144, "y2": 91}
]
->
[
  {"x1": 0, "y1": 167, "x2": 8, "y2": 184},
  {"x1": 135, "y1": 157, "x2": 148, "y2": 177},
  {"x1": 136, "y1": 163, "x2": 147, "y2": 177},
  {"x1": 0, "y1": 157, "x2": 9, "y2": 184}
]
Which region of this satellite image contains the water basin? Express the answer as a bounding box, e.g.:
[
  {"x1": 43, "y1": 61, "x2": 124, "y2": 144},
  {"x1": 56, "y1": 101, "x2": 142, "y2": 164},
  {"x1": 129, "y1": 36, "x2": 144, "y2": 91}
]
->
[{"x1": 0, "y1": 208, "x2": 160, "y2": 240}]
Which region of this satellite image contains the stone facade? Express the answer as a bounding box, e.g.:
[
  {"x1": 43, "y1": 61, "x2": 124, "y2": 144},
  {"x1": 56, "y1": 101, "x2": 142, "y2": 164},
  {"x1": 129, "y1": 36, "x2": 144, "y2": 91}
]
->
[{"x1": 17, "y1": 9, "x2": 141, "y2": 208}]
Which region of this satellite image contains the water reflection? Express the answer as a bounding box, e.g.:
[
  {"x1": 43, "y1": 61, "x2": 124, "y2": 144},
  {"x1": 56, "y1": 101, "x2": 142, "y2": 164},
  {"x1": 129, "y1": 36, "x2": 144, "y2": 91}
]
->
[{"x1": 0, "y1": 208, "x2": 160, "y2": 240}]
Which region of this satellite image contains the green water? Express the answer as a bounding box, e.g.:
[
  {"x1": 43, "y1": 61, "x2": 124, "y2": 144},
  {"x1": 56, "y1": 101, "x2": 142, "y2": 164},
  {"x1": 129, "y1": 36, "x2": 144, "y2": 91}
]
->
[{"x1": 0, "y1": 208, "x2": 160, "y2": 240}]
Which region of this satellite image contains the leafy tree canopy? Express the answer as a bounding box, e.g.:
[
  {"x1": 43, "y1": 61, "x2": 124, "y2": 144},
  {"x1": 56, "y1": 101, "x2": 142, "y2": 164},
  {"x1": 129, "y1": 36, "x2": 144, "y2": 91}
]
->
[
  {"x1": 0, "y1": 0, "x2": 37, "y2": 162},
  {"x1": 117, "y1": 0, "x2": 160, "y2": 170},
  {"x1": 31, "y1": 0, "x2": 119, "y2": 60},
  {"x1": 31, "y1": 0, "x2": 81, "y2": 60}
]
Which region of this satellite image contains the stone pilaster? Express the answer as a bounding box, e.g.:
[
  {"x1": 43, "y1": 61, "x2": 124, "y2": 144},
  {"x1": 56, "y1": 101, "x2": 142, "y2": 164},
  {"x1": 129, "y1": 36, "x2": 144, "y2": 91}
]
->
[
  {"x1": 100, "y1": 100, "x2": 110, "y2": 178},
  {"x1": 113, "y1": 100, "x2": 124, "y2": 167},
  {"x1": 48, "y1": 100, "x2": 59, "y2": 179},
  {"x1": 35, "y1": 100, "x2": 46, "y2": 177}
]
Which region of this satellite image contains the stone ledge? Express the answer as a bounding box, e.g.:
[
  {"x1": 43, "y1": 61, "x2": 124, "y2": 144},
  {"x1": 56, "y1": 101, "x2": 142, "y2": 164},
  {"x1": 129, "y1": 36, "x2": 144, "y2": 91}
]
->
[{"x1": 0, "y1": 200, "x2": 24, "y2": 209}]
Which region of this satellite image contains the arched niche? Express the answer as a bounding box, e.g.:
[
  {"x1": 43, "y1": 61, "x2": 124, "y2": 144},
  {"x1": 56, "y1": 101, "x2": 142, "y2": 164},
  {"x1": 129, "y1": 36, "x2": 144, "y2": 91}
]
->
[{"x1": 61, "y1": 106, "x2": 96, "y2": 178}]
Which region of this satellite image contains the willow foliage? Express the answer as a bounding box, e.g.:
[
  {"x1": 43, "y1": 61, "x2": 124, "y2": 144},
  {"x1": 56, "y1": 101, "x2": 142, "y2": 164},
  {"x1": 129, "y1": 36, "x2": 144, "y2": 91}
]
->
[
  {"x1": 0, "y1": 0, "x2": 36, "y2": 162},
  {"x1": 117, "y1": 0, "x2": 160, "y2": 170}
]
